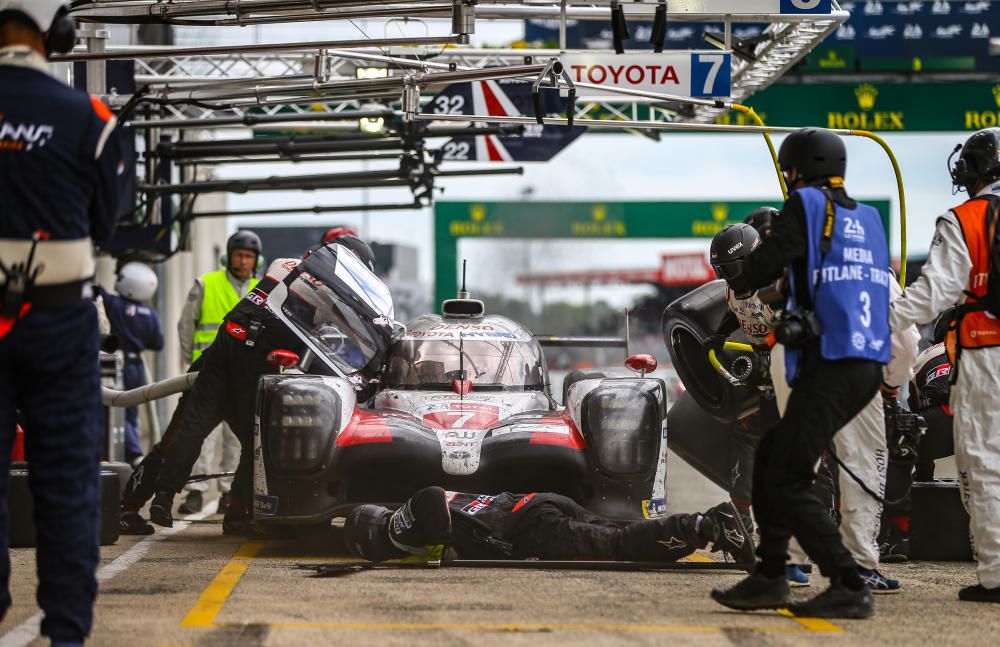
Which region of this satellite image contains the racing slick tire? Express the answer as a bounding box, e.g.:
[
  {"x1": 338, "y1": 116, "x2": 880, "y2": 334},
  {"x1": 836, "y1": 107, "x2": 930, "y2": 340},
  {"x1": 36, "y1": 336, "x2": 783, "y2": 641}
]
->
[
  {"x1": 7, "y1": 462, "x2": 124, "y2": 547},
  {"x1": 666, "y1": 391, "x2": 737, "y2": 493},
  {"x1": 662, "y1": 280, "x2": 757, "y2": 423}
]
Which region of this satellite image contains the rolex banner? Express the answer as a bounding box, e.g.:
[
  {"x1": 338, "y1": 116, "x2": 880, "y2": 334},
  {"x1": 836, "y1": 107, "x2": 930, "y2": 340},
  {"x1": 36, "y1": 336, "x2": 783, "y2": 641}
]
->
[{"x1": 716, "y1": 82, "x2": 1000, "y2": 132}]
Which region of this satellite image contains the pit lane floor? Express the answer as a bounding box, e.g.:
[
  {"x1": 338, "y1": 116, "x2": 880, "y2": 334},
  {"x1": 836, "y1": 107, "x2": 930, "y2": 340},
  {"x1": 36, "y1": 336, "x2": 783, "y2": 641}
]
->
[{"x1": 2, "y1": 454, "x2": 998, "y2": 647}]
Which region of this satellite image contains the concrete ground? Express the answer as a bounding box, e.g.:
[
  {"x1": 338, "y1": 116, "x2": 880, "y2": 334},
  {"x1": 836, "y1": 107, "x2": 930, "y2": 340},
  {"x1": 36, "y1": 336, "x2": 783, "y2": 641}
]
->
[{"x1": 2, "y1": 454, "x2": 998, "y2": 647}]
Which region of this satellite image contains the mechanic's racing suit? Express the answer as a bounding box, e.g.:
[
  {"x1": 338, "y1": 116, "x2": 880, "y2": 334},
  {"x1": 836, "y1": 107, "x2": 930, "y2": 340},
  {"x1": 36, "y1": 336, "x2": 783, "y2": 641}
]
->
[
  {"x1": 410, "y1": 492, "x2": 717, "y2": 562},
  {"x1": 827, "y1": 279, "x2": 918, "y2": 571},
  {"x1": 0, "y1": 46, "x2": 122, "y2": 642},
  {"x1": 122, "y1": 259, "x2": 304, "y2": 520},
  {"x1": 890, "y1": 181, "x2": 1000, "y2": 590},
  {"x1": 99, "y1": 286, "x2": 164, "y2": 462},
  {"x1": 882, "y1": 343, "x2": 955, "y2": 542}
]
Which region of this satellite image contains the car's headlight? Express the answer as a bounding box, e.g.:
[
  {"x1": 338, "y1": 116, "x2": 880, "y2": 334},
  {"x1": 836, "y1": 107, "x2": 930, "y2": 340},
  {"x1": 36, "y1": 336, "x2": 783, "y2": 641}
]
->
[
  {"x1": 266, "y1": 379, "x2": 341, "y2": 473},
  {"x1": 582, "y1": 385, "x2": 659, "y2": 476}
]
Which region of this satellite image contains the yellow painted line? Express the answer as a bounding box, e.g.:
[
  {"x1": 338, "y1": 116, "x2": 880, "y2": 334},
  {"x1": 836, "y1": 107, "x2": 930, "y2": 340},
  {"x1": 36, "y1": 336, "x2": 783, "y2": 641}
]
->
[
  {"x1": 681, "y1": 552, "x2": 717, "y2": 563},
  {"x1": 777, "y1": 608, "x2": 843, "y2": 633},
  {"x1": 180, "y1": 541, "x2": 261, "y2": 628},
  {"x1": 218, "y1": 621, "x2": 821, "y2": 633}
]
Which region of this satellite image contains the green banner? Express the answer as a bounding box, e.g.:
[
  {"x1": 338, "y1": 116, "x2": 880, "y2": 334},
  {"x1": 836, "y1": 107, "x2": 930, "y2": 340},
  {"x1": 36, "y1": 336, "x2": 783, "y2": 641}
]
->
[
  {"x1": 717, "y1": 81, "x2": 1000, "y2": 132},
  {"x1": 434, "y1": 199, "x2": 890, "y2": 305}
]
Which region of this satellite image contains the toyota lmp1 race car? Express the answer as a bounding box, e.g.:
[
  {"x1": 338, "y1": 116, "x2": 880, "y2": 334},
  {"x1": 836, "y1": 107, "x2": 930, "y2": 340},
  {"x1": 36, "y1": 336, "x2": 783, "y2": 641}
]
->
[{"x1": 251, "y1": 253, "x2": 668, "y2": 529}]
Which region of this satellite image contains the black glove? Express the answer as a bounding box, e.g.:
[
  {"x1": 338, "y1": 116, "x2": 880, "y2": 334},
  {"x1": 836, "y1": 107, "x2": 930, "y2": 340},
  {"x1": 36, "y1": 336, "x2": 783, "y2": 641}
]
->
[{"x1": 704, "y1": 334, "x2": 727, "y2": 354}]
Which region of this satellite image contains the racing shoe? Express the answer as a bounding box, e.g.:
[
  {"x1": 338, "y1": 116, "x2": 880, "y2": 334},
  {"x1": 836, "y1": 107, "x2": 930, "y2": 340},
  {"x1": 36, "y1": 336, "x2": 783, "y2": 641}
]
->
[
  {"x1": 958, "y1": 585, "x2": 1000, "y2": 603},
  {"x1": 787, "y1": 583, "x2": 874, "y2": 619},
  {"x1": 711, "y1": 571, "x2": 790, "y2": 611},
  {"x1": 388, "y1": 486, "x2": 452, "y2": 562},
  {"x1": 177, "y1": 490, "x2": 203, "y2": 515},
  {"x1": 786, "y1": 564, "x2": 811, "y2": 588},
  {"x1": 702, "y1": 501, "x2": 755, "y2": 566},
  {"x1": 148, "y1": 490, "x2": 175, "y2": 528},
  {"x1": 858, "y1": 567, "x2": 901, "y2": 594},
  {"x1": 120, "y1": 510, "x2": 155, "y2": 536},
  {"x1": 878, "y1": 524, "x2": 910, "y2": 563}
]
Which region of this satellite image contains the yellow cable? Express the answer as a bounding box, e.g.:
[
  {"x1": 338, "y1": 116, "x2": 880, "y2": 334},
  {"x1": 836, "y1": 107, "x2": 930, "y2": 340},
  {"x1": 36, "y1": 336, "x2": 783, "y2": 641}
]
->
[
  {"x1": 733, "y1": 104, "x2": 788, "y2": 200},
  {"x1": 723, "y1": 341, "x2": 755, "y2": 352},
  {"x1": 850, "y1": 130, "x2": 907, "y2": 287}
]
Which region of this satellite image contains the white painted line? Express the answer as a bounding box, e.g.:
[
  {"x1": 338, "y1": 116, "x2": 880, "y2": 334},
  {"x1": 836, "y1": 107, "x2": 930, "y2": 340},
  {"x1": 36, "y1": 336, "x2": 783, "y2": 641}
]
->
[{"x1": 0, "y1": 504, "x2": 217, "y2": 647}]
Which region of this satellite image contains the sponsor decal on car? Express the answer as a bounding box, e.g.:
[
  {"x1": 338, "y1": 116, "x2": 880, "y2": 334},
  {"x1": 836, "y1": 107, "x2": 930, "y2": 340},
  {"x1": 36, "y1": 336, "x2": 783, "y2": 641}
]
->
[
  {"x1": 642, "y1": 498, "x2": 667, "y2": 519},
  {"x1": 254, "y1": 494, "x2": 279, "y2": 516}
]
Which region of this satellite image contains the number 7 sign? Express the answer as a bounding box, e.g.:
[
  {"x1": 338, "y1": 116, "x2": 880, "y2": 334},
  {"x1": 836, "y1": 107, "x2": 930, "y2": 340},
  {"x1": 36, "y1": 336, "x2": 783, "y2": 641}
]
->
[{"x1": 690, "y1": 53, "x2": 731, "y2": 98}]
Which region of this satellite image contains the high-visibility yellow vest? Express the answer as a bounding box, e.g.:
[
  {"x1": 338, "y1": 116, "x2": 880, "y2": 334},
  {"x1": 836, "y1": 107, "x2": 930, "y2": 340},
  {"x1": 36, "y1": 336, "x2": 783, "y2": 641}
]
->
[{"x1": 192, "y1": 270, "x2": 258, "y2": 361}]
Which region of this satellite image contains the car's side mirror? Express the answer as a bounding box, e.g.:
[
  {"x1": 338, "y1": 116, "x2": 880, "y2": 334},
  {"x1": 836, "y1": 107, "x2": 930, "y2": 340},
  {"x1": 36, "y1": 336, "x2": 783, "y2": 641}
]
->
[
  {"x1": 625, "y1": 354, "x2": 657, "y2": 377},
  {"x1": 268, "y1": 350, "x2": 301, "y2": 371}
]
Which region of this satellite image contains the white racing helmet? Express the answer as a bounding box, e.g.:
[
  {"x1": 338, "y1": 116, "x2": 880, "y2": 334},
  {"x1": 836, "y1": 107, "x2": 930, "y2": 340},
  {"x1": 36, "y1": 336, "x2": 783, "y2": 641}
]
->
[{"x1": 115, "y1": 263, "x2": 158, "y2": 302}]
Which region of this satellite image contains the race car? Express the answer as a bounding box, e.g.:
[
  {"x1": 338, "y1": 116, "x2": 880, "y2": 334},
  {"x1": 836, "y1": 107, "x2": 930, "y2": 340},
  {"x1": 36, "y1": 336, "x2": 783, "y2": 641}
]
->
[{"x1": 251, "y1": 268, "x2": 669, "y2": 528}]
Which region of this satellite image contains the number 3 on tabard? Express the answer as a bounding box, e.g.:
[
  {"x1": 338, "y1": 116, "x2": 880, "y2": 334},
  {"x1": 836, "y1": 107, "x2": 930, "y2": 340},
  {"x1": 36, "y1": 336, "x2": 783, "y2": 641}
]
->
[{"x1": 859, "y1": 291, "x2": 872, "y2": 328}]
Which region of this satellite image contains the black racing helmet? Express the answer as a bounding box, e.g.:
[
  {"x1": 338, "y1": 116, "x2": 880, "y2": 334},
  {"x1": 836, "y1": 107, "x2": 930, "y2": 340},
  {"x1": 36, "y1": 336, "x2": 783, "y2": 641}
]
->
[
  {"x1": 932, "y1": 307, "x2": 958, "y2": 345},
  {"x1": 335, "y1": 234, "x2": 376, "y2": 273},
  {"x1": 342, "y1": 504, "x2": 396, "y2": 562},
  {"x1": 949, "y1": 128, "x2": 1000, "y2": 193},
  {"x1": 227, "y1": 230, "x2": 263, "y2": 257},
  {"x1": 743, "y1": 206, "x2": 778, "y2": 235},
  {"x1": 710, "y1": 223, "x2": 760, "y2": 298},
  {"x1": 778, "y1": 128, "x2": 847, "y2": 182}
]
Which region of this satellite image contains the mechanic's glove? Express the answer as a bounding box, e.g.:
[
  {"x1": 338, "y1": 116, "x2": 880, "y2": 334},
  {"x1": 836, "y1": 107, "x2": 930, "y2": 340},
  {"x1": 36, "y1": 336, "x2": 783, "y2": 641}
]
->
[{"x1": 704, "y1": 334, "x2": 727, "y2": 354}]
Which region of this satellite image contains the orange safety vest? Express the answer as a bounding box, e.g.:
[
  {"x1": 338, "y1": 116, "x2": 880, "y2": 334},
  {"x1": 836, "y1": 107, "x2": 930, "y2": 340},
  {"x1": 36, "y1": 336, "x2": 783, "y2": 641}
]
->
[{"x1": 951, "y1": 196, "x2": 1000, "y2": 352}]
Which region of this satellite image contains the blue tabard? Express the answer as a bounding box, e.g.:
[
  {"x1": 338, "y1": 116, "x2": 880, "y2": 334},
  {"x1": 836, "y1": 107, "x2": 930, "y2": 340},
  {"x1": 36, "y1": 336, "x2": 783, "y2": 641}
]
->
[{"x1": 784, "y1": 187, "x2": 891, "y2": 384}]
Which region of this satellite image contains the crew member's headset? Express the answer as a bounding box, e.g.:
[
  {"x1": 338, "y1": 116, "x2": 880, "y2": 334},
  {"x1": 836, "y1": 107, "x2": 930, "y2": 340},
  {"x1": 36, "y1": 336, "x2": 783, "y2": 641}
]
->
[{"x1": 45, "y1": 7, "x2": 76, "y2": 56}]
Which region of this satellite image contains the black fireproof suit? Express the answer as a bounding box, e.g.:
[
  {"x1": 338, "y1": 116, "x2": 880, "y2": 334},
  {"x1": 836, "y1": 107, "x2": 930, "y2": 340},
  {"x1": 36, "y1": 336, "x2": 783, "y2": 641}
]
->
[
  {"x1": 883, "y1": 344, "x2": 955, "y2": 521},
  {"x1": 441, "y1": 492, "x2": 706, "y2": 562},
  {"x1": 739, "y1": 188, "x2": 883, "y2": 584},
  {"x1": 122, "y1": 270, "x2": 302, "y2": 517}
]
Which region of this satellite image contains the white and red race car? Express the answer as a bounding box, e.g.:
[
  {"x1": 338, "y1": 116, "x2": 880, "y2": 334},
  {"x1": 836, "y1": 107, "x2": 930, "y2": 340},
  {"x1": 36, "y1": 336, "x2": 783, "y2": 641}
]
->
[{"x1": 252, "y1": 279, "x2": 669, "y2": 528}]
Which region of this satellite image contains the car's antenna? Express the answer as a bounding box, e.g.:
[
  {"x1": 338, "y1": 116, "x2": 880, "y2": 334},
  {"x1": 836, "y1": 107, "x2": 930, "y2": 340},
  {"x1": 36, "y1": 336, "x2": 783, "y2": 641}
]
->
[
  {"x1": 459, "y1": 331, "x2": 466, "y2": 402},
  {"x1": 624, "y1": 307, "x2": 631, "y2": 361},
  {"x1": 458, "y1": 259, "x2": 469, "y2": 299}
]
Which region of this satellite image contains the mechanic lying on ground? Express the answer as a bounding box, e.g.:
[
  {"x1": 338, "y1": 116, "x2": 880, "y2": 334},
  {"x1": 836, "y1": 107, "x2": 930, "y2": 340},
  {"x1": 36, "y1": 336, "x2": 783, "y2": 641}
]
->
[
  {"x1": 343, "y1": 487, "x2": 755, "y2": 565},
  {"x1": 120, "y1": 235, "x2": 386, "y2": 536}
]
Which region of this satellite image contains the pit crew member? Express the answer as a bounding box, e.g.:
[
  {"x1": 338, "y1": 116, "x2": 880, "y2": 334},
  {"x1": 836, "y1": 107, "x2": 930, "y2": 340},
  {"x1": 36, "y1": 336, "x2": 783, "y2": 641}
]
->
[
  {"x1": 176, "y1": 230, "x2": 262, "y2": 515},
  {"x1": 880, "y1": 311, "x2": 956, "y2": 562},
  {"x1": 99, "y1": 262, "x2": 164, "y2": 463},
  {"x1": 0, "y1": 0, "x2": 122, "y2": 643},
  {"x1": 711, "y1": 128, "x2": 891, "y2": 619},
  {"x1": 344, "y1": 486, "x2": 754, "y2": 565},
  {"x1": 888, "y1": 127, "x2": 1000, "y2": 603}
]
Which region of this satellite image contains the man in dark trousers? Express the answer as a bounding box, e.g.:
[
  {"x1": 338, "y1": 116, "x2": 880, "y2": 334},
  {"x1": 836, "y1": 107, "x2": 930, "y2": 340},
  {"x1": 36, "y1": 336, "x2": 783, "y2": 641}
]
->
[
  {"x1": 0, "y1": 1, "x2": 123, "y2": 644},
  {"x1": 343, "y1": 487, "x2": 755, "y2": 565},
  {"x1": 710, "y1": 128, "x2": 891, "y2": 619},
  {"x1": 99, "y1": 262, "x2": 164, "y2": 463}
]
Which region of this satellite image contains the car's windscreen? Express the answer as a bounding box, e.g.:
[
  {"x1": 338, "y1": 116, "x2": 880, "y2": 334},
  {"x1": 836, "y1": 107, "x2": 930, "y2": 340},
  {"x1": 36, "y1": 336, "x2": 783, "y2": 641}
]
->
[
  {"x1": 382, "y1": 338, "x2": 547, "y2": 391},
  {"x1": 268, "y1": 245, "x2": 394, "y2": 376}
]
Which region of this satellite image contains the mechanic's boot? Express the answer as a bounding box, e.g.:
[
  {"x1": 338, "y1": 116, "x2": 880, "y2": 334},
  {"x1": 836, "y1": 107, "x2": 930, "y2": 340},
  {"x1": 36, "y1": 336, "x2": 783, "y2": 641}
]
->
[
  {"x1": 148, "y1": 490, "x2": 175, "y2": 528},
  {"x1": 222, "y1": 506, "x2": 261, "y2": 537},
  {"x1": 878, "y1": 523, "x2": 910, "y2": 563},
  {"x1": 388, "y1": 486, "x2": 452, "y2": 562},
  {"x1": 959, "y1": 585, "x2": 1000, "y2": 603},
  {"x1": 702, "y1": 501, "x2": 755, "y2": 565},
  {"x1": 786, "y1": 564, "x2": 811, "y2": 588},
  {"x1": 177, "y1": 490, "x2": 203, "y2": 515},
  {"x1": 788, "y1": 583, "x2": 874, "y2": 619},
  {"x1": 858, "y1": 567, "x2": 901, "y2": 594},
  {"x1": 120, "y1": 510, "x2": 155, "y2": 536},
  {"x1": 711, "y1": 570, "x2": 790, "y2": 611}
]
